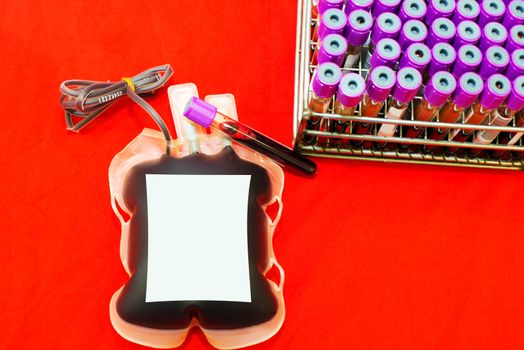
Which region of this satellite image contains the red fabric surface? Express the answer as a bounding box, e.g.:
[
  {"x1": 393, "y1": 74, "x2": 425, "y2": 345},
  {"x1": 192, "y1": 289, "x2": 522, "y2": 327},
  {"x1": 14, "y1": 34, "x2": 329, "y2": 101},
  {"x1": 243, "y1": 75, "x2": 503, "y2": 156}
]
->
[{"x1": 1, "y1": 1, "x2": 524, "y2": 349}]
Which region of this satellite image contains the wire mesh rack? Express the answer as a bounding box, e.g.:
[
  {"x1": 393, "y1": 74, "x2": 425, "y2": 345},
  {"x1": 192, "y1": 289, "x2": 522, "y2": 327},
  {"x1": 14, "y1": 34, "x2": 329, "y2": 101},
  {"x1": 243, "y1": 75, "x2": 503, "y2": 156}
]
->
[{"x1": 293, "y1": 0, "x2": 524, "y2": 170}]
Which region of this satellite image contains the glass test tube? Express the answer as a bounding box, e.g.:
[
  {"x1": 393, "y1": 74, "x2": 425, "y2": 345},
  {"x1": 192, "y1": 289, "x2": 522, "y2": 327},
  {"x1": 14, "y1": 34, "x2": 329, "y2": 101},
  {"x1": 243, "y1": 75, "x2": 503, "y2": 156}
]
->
[
  {"x1": 312, "y1": 9, "x2": 347, "y2": 65},
  {"x1": 479, "y1": 0, "x2": 506, "y2": 27},
  {"x1": 372, "y1": 0, "x2": 401, "y2": 18},
  {"x1": 332, "y1": 73, "x2": 366, "y2": 140},
  {"x1": 426, "y1": 0, "x2": 456, "y2": 24},
  {"x1": 313, "y1": 0, "x2": 345, "y2": 42},
  {"x1": 503, "y1": 1, "x2": 524, "y2": 29},
  {"x1": 378, "y1": 67, "x2": 422, "y2": 138},
  {"x1": 426, "y1": 18, "x2": 456, "y2": 48},
  {"x1": 448, "y1": 74, "x2": 511, "y2": 153},
  {"x1": 343, "y1": 10, "x2": 373, "y2": 68},
  {"x1": 399, "y1": 0, "x2": 427, "y2": 22},
  {"x1": 453, "y1": 20, "x2": 481, "y2": 49},
  {"x1": 451, "y1": 45, "x2": 483, "y2": 78},
  {"x1": 317, "y1": 34, "x2": 348, "y2": 66},
  {"x1": 369, "y1": 38, "x2": 401, "y2": 70},
  {"x1": 453, "y1": 0, "x2": 480, "y2": 23},
  {"x1": 506, "y1": 24, "x2": 524, "y2": 52},
  {"x1": 427, "y1": 43, "x2": 457, "y2": 77},
  {"x1": 506, "y1": 48, "x2": 524, "y2": 79},
  {"x1": 479, "y1": 22, "x2": 508, "y2": 51},
  {"x1": 479, "y1": 46, "x2": 510, "y2": 80},
  {"x1": 398, "y1": 20, "x2": 428, "y2": 51},
  {"x1": 353, "y1": 66, "x2": 396, "y2": 146},
  {"x1": 399, "y1": 43, "x2": 431, "y2": 75}
]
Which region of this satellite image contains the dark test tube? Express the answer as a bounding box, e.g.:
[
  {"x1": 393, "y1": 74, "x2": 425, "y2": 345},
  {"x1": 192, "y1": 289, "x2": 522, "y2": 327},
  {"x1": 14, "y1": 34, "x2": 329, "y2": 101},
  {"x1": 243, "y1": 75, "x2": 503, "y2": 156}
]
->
[
  {"x1": 372, "y1": 0, "x2": 401, "y2": 18},
  {"x1": 452, "y1": 45, "x2": 483, "y2": 78},
  {"x1": 369, "y1": 38, "x2": 401, "y2": 70},
  {"x1": 503, "y1": 1, "x2": 524, "y2": 29},
  {"x1": 479, "y1": 22, "x2": 508, "y2": 51},
  {"x1": 399, "y1": 43, "x2": 431, "y2": 74},
  {"x1": 426, "y1": 0, "x2": 456, "y2": 25},
  {"x1": 426, "y1": 18, "x2": 456, "y2": 48},
  {"x1": 398, "y1": 20, "x2": 428, "y2": 51},
  {"x1": 453, "y1": 0, "x2": 480, "y2": 24},
  {"x1": 479, "y1": 46, "x2": 510, "y2": 80},
  {"x1": 453, "y1": 20, "x2": 481, "y2": 49},
  {"x1": 479, "y1": 0, "x2": 506, "y2": 27},
  {"x1": 506, "y1": 24, "x2": 524, "y2": 52},
  {"x1": 506, "y1": 48, "x2": 524, "y2": 79},
  {"x1": 428, "y1": 43, "x2": 457, "y2": 76},
  {"x1": 318, "y1": 34, "x2": 348, "y2": 66}
]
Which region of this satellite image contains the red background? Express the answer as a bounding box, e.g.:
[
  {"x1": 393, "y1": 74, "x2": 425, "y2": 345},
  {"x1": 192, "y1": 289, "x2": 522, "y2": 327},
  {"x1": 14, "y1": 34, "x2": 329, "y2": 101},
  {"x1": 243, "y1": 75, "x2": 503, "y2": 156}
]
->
[{"x1": 1, "y1": 1, "x2": 524, "y2": 349}]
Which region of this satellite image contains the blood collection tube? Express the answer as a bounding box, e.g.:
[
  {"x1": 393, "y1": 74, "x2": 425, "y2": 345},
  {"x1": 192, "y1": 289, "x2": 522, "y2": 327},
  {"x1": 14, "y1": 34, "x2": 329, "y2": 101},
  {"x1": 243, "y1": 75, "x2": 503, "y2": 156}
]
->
[
  {"x1": 332, "y1": 73, "x2": 366, "y2": 136},
  {"x1": 448, "y1": 74, "x2": 511, "y2": 152},
  {"x1": 425, "y1": 72, "x2": 483, "y2": 150},
  {"x1": 479, "y1": 46, "x2": 510, "y2": 80},
  {"x1": 398, "y1": 20, "x2": 428, "y2": 51},
  {"x1": 506, "y1": 24, "x2": 524, "y2": 52},
  {"x1": 505, "y1": 109, "x2": 524, "y2": 146},
  {"x1": 184, "y1": 97, "x2": 317, "y2": 175},
  {"x1": 399, "y1": 43, "x2": 431, "y2": 74},
  {"x1": 369, "y1": 38, "x2": 401, "y2": 70},
  {"x1": 427, "y1": 43, "x2": 456, "y2": 77},
  {"x1": 506, "y1": 48, "x2": 524, "y2": 79},
  {"x1": 343, "y1": 10, "x2": 373, "y2": 68},
  {"x1": 399, "y1": 0, "x2": 427, "y2": 22},
  {"x1": 372, "y1": 0, "x2": 401, "y2": 18},
  {"x1": 453, "y1": 20, "x2": 481, "y2": 49},
  {"x1": 426, "y1": 18, "x2": 456, "y2": 48},
  {"x1": 369, "y1": 13, "x2": 401, "y2": 54},
  {"x1": 479, "y1": 0, "x2": 506, "y2": 27},
  {"x1": 503, "y1": 1, "x2": 524, "y2": 29},
  {"x1": 345, "y1": 0, "x2": 375, "y2": 14},
  {"x1": 352, "y1": 66, "x2": 396, "y2": 145},
  {"x1": 451, "y1": 45, "x2": 483, "y2": 78},
  {"x1": 426, "y1": 0, "x2": 456, "y2": 25},
  {"x1": 317, "y1": 34, "x2": 348, "y2": 66},
  {"x1": 491, "y1": 110, "x2": 524, "y2": 159},
  {"x1": 312, "y1": 8, "x2": 347, "y2": 64},
  {"x1": 453, "y1": 0, "x2": 480, "y2": 23},
  {"x1": 479, "y1": 22, "x2": 508, "y2": 51},
  {"x1": 473, "y1": 76, "x2": 524, "y2": 148},
  {"x1": 378, "y1": 67, "x2": 422, "y2": 138},
  {"x1": 313, "y1": 0, "x2": 345, "y2": 41}
]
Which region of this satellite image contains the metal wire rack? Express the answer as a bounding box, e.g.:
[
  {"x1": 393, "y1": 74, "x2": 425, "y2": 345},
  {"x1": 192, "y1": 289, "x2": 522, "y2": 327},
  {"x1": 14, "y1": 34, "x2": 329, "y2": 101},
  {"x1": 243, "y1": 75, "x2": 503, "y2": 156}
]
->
[{"x1": 293, "y1": 0, "x2": 524, "y2": 170}]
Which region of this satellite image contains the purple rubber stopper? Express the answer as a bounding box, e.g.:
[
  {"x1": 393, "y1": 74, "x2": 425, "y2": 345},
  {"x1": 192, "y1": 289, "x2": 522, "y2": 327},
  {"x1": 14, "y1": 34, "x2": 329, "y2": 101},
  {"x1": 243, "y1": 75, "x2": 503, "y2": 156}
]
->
[
  {"x1": 399, "y1": 43, "x2": 431, "y2": 73},
  {"x1": 426, "y1": 0, "x2": 456, "y2": 24},
  {"x1": 184, "y1": 96, "x2": 217, "y2": 128},
  {"x1": 506, "y1": 24, "x2": 524, "y2": 52},
  {"x1": 452, "y1": 72, "x2": 484, "y2": 108},
  {"x1": 337, "y1": 73, "x2": 366, "y2": 107},
  {"x1": 345, "y1": 0, "x2": 374, "y2": 14},
  {"x1": 372, "y1": 0, "x2": 401, "y2": 18},
  {"x1": 428, "y1": 43, "x2": 457, "y2": 75},
  {"x1": 345, "y1": 9, "x2": 373, "y2": 46},
  {"x1": 312, "y1": 62, "x2": 343, "y2": 98},
  {"x1": 318, "y1": 8, "x2": 347, "y2": 39},
  {"x1": 399, "y1": 0, "x2": 427, "y2": 22},
  {"x1": 318, "y1": 0, "x2": 345, "y2": 15},
  {"x1": 370, "y1": 38, "x2": 401, "y2": 69},
  {"x1": 507, "y1": 48, "x2": 524, "y2": 79},
  {"x1": 452, "y1": 45, "x2": 483, "y2": 77},
  {"x1": 423, "y1": 71, "x2": 457, "y2": 106},
  {"x1": 371, "y1": 12, "x2": 401, "y2": 45},
  {"x1": 392, "y1": 67, "x2": 422, "y2": 103},
  {"x1": 503, "y1": 1, "x2": 524, "y2": 29},
  {"x1": 453, "y1": 20, "x2": 481, "y2": 49},
  {"x1": 318, "y1": 34, "x2": 348, "y2": 66},
  {"x1": 398, "y1": 20, "x2": 428, "y2": 50},
  {"x1": 507, "y1": 75, "x2": 524, "y2": 110},
  {"x1": 453, "y1": 0, "x2": 480, "y2": 24},
  {"x1": 479, "y1": 46, "x2": 510, "y2": 80},
  {"x1": 366, "y1": 66, "x2": 396, "y2": 102},
  {"x1": 480, "y1": 74, "x2": 511, "y2": 109},
  {"x1": 479, "y1": 0, "x2": 506, "y2": 27},
  {"x1": 426, "y1": 18, "x2": 456, "y2": 48},
  {"x1": 479, "y1": 23, "x2": 508, "y2": 51}
]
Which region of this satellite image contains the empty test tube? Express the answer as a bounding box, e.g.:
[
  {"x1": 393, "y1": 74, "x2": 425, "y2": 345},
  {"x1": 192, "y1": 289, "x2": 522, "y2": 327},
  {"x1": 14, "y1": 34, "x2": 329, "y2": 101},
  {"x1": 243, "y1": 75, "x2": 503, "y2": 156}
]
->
[
  {"x1": 378, "y1": 67, "x2": 422, "y2": 138},
  {"x1": 318, "y1": 34, "x2": 348, "y2": 66},
  {"x1": 479, "y1": 0, "x2": 506, "y2": 27},
  {"x1": 503, "y1": 1, "x2": 524, "y2": 29},
  {"x1": 332, "y1": 73, "x2": 366, "y2": 135},
  {"x1": 369, "y1": 38, "x2": 401, "y2": 70},
  {"x1": 372, "y1": 0, "x2": 401, "y2": 18},
  {"x1": 453, "y1": 0, "x2": 480, "y2": 23},
  {"x1": 343, "y1": 10, "x2": 373, "y2": 68},
  {"x1": 369, "y1": 13, "x2": 401, "y2": 54},
  {"x1": 506, "y1": 24, "x2": 524, "y2": 52},
  {"x1": 506, "y1": 48, "x2": 524, "y2": 79},
  {"x1": 399, "y1": 43, "x2": 431, "y2": 74},
  {"x1": 426, "y1": 0, "x2": 456, "y2": 24},
  {"x1": 399, "y1": 0, "x2": 427, "y2": 22},
  {"x1": 453, "y1": 21, "x2": 481, "y2": 49},
  {"x1": 452, "y1": 45, "x2": 483, "y2": 78},
  {"x1": 313, "y1": 8, "x2": 347, "y2": 64},
  {"x1": 398, "y1": 20, "x2": 428, "y2": 51},
  {"x1": 479, "y1": 46, "x2": 510, "y2": 80},
  {"x1": 428, "y1": 43, "x2": 457, "y2": 76},
  {"x1": 479, "y1": 22, "x2": 508, "y2": 51},
  {"x1": 426, "y1": 18, "x2": 456, "y2": 48}
]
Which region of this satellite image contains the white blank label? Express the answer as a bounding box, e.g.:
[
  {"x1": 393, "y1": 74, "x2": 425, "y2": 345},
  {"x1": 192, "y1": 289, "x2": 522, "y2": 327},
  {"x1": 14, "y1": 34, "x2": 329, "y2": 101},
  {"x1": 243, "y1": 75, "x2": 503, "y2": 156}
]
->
[{"x1": 145, "y1": 174, "x2": 252, "y2": 303}]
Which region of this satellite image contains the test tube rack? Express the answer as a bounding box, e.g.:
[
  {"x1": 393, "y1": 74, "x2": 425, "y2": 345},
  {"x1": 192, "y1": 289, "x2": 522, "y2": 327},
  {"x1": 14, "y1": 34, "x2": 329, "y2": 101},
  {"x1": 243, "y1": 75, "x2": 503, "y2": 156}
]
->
[{"x1": 293, "y1": 0, "x2": 524, "y2": 170}]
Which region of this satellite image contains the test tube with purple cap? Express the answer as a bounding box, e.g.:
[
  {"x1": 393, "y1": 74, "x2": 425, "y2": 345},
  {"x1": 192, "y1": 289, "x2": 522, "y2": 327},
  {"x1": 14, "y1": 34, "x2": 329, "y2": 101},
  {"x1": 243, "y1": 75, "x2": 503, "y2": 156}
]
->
[
  {"x1": 331, "y1": 73, "x2": 366, "y2": 138},
  {"x1": 506, "y1": 24, "x2": 524, "y2": 52},
  {"x1": 369, "y1": 38, "x2": 401, "y2": 70},
  {"x1": 426, "y1": 18, "x2": 456, "y2": 48},
  {"x1": 506, "y1": 48, "x2": 524, "y2": 79},
  {"x1": 399, "y1": 43, "x2": 432, "y2": 75},
  {"x1": 427, "y1": 43, "x2": 457, "y2": 77},
  {"x1": 313, "y1": 0, "x2": 345, "y2": 41},
  {"x1": 345, "y1": 0, "x2": 375, "y2": 14},
  {"x1": 343, "y1": 9, "x2": 373, "y2": 68},
  {"x1": 364, "y1": 13, "x2": 401, "y2": 68},
  {"x1": 372, "y1": 0, "x2": 401, "y2": 18},
  {"x1": 453, "y1": 20, "x2": 481, "y2": 49},
  {"x1": 312, "y1": 8, "x2": 347, "y2": 64},
  {"x1": 426, "y1": 0, "x2": 456, "y2": 25},
  {"x1": 452, "y1": 45, "x2": 483, "y2": 78},
  {"x1": 317, "y1": 34, "x2": 348, "y2": 66},
  {"x1": 478, "y1": 0, "x2": 506, "y2": 27},
  {"x1": 479, "y1": 46, "x2": 510, "y2": 80},
  {"x1": 453, "y1": 0, "x2": 480, "y2": 23},
  {"x1": 399, "y1": 0, "x2": 427, "y2": 22},
  {"x1": 398, "y1": 20, "x2": 428, "y2": 51},
  {"x1": 479, "y1": 22, "x2": 508, "y2": 51},
  {"x1": 503, "y1": 1, "x2": 524, "y2": 29}
]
